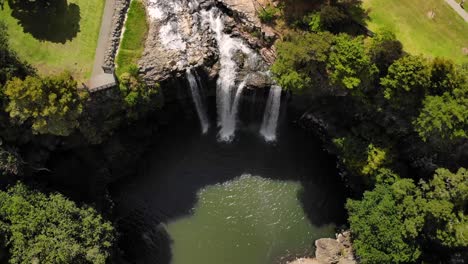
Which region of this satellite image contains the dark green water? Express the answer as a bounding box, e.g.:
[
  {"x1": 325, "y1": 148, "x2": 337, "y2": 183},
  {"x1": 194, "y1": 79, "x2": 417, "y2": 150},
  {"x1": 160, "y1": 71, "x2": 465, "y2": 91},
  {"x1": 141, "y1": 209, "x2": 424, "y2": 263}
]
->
[
  {"x1": 111, "y1": 112, "x2": 346, "y2": 264},
  {"x1": 167, "y1": 174, "x2": 336, "y2": 264}
]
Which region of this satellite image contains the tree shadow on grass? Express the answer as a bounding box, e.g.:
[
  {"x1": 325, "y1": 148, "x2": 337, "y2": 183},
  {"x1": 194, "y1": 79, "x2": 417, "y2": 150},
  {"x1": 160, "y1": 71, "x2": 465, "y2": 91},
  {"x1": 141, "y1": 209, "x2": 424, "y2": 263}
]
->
[{"x1": 8, "y1": 0, "x2": 80, "y2": 43}]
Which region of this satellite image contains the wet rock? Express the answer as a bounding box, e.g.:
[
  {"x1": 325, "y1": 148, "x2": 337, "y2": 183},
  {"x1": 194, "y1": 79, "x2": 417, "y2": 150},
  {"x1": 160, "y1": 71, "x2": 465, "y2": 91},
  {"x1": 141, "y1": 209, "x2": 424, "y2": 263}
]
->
[
  {"x1": 245, "y1": 72, "x2": 271, "y2": 89},
  {"x1": 139, "y1": 0, "x2": 277, "y2": 84}
]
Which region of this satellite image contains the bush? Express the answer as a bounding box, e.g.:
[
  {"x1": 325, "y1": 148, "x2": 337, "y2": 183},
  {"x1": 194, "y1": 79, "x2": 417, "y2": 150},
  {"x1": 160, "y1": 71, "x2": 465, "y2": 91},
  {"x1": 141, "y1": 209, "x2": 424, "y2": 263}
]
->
[{"x1": 258, "y1": 4, "x2": 279, "y2": 24}]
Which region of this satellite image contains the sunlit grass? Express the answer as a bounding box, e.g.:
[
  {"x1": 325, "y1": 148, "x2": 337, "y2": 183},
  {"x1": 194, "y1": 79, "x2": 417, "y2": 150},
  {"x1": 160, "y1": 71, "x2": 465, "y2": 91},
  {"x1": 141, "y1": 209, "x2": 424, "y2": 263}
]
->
[
  {"x1": 0, "y1": 0, "x2": 105, "y2": 81},
  {"x1": 115, "y1": 0, "x2": 148, "y2": 77},
  {"x1": 364, "y1": 0, "x2": 468, "y2": 64}
]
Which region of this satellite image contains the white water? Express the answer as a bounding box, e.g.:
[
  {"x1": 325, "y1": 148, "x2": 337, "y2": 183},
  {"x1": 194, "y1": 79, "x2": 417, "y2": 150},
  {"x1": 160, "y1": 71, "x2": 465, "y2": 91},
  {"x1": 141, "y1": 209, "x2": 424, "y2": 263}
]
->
[
  {"x1": 186, "y1": 68, "x2": 210, "y2": 134},
  {"x1": 201, "y1": 9, "x2": 256, "y2": 142},
  {"x1": 260, "y1": 85, "x2": 282, "y2": 142}
]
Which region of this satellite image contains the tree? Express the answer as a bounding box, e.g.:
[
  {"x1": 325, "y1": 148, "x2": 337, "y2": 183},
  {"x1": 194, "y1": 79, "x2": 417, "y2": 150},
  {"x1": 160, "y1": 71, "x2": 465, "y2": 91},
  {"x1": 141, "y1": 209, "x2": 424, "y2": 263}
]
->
[
  {"x1": 0, "y1": 183, "x2": 115, "y2": 264},
  {"x1": 333, "y1": 136, "x2": 390, "y2": 183},
  {"x1": 319, "y1": 5, "x2": 348, "y2": 33},
  {"x1": 4, "y1": 72, "x2": 85, "y2": 136},
  {"x1": 347, "y1": 176, "x2": 426, "y2": 263},
  {"x1": 421, "y1": 168, "x2": 468, "y2": 247},
  {"x1": 414, "y1": 85, "x2": 468, "y2": 142},
  {"x1": 271, "y1": 31, "x2": 334, "y2": 91},
  {"x1": 429, "y1": 58, "x2": 460, "y2": 96},
  {"x1": 368, "y1": 29, "x2": 403, "y2": 76},
  {"x1": 380, "y1": 55, "x2": 431, "y2": 114},
  {"x1": 327, "y1": 34, "x2": 378, "y2": 90},
  {"x1": 0, "y1": 21, "x2": 34, "y2": 86},
  {"x1": 119, "y1": 66, "x2": 158, "y2": 107},
  {"x1": 381, "y1": 55, "x2": 430, "y2": 98}
]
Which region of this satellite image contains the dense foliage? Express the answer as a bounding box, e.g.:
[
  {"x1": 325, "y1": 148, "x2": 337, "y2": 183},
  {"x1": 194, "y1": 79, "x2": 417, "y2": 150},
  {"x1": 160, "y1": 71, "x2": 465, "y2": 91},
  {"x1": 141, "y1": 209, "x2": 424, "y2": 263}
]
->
[
  {"x1": 347, "y1": 168, "x2": 467, "y2": 263},
  {"x1": 0, "y1": 183, "x2": 115, "y2": 264},
  {"x1": 327, "y1": 34, "x2": 377, "y2": 90},
  {"x1": 118, "y1": 65, "x2": 159, "y2": 119},
  {"x1": 4, "y1": 72, "x2": 85, "y2": 136},
  {"x1": 271, "y1": 32, "x2": 333, "y2": 91},
  {"x1": 347, "y1": 176, "x2": 425, "y2": 263},
  {"x1": 273, "y1": 1, "x2": 468, "y2": 262}
]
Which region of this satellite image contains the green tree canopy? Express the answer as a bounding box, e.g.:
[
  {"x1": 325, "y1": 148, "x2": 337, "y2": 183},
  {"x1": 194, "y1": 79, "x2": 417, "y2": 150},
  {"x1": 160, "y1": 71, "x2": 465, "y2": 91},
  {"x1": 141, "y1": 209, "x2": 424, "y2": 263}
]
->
[
  {"x1": 271, "y1": 31, "x2": 334, "y2": 91},
  {"x1": 429, "y1": 58, "x2": 460, "y2": 96},
  {"x1": 346, "y1": 176, "x2": 426, "y2": 263},
  {"x1": 0, "y1": 183, "x2": 115, "y2": 264},
  {"x1": 380, "y1": 55, "x2": 431, "y2": 116},
  {"x1": 380, "y1": 55, "x2": 430, "y2": 100},
  {"x1": 4, "y1": 72, "x2": 85, "y2": 136},
  {"x1": 326, "y1": 34, "x2": 377, "y2": 90},
  {"x1": 368, "y1": 29, "x2": 403, "y2": 76},
  {"x1": 118, "y1": 65, "x2": 159, "y2": 119},
  {"x1": 421, "y1": 168, "x2": 468, "y2": 247},
  {"x1": 414, "y1": 85, "x2": 468, "y2": 142}
]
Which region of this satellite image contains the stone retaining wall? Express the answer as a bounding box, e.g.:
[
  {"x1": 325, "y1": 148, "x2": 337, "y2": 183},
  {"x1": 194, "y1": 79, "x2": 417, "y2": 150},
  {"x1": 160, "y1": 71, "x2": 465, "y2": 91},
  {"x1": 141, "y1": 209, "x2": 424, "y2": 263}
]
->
[{"x1": 103, "y1": 0, "x2": 131, "y2": 68}]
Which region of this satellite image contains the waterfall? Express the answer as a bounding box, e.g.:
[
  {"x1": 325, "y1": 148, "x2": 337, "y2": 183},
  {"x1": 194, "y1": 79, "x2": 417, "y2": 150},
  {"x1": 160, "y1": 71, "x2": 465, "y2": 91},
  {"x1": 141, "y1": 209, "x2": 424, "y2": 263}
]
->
[
  {"x1": 201, "y1": 9, "x2": 255, "y2": 142},
  {"x1": 260, "y1": 85, "x2": 282, "y2": 142},
  {"x1": 218, "y1": 78, "x2": 247, "y2": 141},
  {"x1": 186, "y1": 68, "x2": 210, "y2": 134}
]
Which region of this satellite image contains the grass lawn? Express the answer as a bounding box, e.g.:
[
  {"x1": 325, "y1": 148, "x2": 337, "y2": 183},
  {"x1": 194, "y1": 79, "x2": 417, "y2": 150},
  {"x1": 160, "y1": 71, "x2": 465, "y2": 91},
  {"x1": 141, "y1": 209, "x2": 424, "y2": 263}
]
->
[
  {"x1": 363, "y1": 0, "x2": 468, "y2": 64},
  {"x1": 0, "y1": 0, "x2": 105, "y2": 81},
  {"x1": 115, "y1": 0, "x2": 148, "y2": 77}
]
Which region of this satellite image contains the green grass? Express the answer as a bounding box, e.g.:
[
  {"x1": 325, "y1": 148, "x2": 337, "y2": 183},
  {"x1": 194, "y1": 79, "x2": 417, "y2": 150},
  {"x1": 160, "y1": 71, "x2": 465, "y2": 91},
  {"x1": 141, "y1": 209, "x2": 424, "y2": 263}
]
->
[
  {"x1": 0, "y1": 0, "x2": 105, "y2": 81},
  {"x1": 364, "y1": 0, "x2": 468, "y2": 64},
  {"x1": 115, "y1": 0, "x2": 148, "y2": 77}
]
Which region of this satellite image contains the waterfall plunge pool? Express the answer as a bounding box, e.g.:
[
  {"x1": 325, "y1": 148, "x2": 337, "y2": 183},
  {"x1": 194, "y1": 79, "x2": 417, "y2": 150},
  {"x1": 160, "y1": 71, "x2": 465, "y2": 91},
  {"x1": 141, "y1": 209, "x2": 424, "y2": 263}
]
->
[{"x1": 111, "y1": 108, "x2": 347, "y2": 264}]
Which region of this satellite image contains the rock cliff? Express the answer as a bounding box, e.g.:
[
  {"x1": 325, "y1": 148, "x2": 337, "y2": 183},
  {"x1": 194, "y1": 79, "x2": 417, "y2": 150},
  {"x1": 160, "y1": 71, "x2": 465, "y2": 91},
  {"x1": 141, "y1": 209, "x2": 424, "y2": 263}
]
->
[{"x1": 138, "y1": 0, "x2": 278, "y2": 86}]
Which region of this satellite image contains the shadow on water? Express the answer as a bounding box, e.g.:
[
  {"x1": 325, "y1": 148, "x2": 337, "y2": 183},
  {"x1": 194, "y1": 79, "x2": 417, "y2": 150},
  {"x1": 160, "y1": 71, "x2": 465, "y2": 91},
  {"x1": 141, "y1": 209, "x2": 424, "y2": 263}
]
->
[
  {"x1": 8, "y1": 0, "x2": 80, "y2": 43},
  {"x1": 110, "y1": 97, "x2": 346, "y2": 263}
]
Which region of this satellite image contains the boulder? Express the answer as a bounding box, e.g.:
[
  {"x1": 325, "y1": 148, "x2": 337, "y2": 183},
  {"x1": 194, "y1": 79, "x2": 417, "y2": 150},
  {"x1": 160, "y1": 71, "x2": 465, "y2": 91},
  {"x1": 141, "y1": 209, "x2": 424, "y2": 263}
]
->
[{"x1": 315, "y1": 231, "x2": 356, "y2": 264}]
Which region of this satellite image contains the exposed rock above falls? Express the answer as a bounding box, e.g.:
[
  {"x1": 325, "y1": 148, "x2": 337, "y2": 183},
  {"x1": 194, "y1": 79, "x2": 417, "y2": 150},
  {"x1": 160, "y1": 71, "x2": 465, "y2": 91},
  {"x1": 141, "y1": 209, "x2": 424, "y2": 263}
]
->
[{"x1": 139, "y1": 0, "x2": 277, "y2": 87}]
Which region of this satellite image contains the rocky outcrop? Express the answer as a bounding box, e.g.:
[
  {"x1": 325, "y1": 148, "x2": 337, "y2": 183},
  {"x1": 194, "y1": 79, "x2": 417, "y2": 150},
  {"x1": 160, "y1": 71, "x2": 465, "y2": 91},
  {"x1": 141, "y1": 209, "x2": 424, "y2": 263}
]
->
[
  {"x1": 139, "y1": 0, "x2": 218, "y2": 85},
  {"x1": 288, "y1": 258, "x2": 322, "y2": 264},
  {"x1": 104, "y1": 0, "x2": 131, "y2": 68},
  {"x1": 138, "y1": 0, "x2": 278, "y2": 86},
  {"x1": 288, "y1": 232, "x2": 357, "y2": 264},
  {"x1": 315, "y1": 231, "x2": 356, "y2": 264}
]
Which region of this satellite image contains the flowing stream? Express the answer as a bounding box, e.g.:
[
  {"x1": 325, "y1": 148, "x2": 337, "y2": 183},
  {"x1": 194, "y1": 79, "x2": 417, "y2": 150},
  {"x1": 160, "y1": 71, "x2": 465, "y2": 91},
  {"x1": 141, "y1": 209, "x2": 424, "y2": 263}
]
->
[
  {"x1": 186, "y1": 68, "x2": 210, "y2": 134},
  {"x1": 260, "y1": 85, "x2": 282, "y2": 142}
]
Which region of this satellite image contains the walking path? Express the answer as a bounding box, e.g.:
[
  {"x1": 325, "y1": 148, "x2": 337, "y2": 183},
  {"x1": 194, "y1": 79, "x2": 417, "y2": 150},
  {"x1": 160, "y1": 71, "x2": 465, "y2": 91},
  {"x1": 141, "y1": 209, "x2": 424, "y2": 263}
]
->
[
  {"x1": 445, "y1": 0, "x2": 468, "y2": 22},
  {"x1": 88, "y1": 0, "x2": 117, "y2": 91}
]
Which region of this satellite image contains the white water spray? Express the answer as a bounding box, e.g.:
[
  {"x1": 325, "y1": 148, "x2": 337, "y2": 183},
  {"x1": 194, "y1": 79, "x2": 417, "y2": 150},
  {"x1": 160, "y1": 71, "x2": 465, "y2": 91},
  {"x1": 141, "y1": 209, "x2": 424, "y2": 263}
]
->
[
  {"x1": 201, "y1": 9, "x2": 256, "y2": 141},
  {"x1": 260, "y1": 85, "x2": 282, "y2": 142},
  {"x1": 186, "y1": 68, "x2": 210, "y2": 134}
]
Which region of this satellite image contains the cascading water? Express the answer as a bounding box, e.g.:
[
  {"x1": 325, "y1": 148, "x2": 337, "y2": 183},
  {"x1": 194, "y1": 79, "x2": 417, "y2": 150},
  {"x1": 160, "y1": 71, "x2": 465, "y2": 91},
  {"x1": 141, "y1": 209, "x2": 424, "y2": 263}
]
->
[
  {"x1": 201, "y1": 9, "x2": 258, "y2": 142},
  {"x1": 186, "y1": 68, "x2": 210, "y2": 134},
  {"x1": 260, "y1": 85, "x2": 282, "y2": 142},
  {"x1": 146, "y1": 1, "x2": 274, "y2": 142}
]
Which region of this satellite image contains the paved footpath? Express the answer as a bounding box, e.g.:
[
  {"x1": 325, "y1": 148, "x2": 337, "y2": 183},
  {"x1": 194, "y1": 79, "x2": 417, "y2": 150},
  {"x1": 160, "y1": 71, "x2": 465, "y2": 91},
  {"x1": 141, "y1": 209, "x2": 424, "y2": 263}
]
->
[
  {"x1": 445, "y1": 0, "x2": 468, "y2": 22},
  {"x1": 91, "y1": 0, "x2": 116, "y2": 78}
]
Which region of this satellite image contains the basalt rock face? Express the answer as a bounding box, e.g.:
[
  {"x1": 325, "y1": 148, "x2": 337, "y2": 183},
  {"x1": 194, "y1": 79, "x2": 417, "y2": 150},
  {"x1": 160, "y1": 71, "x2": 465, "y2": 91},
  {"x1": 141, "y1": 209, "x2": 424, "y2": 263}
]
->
[{"x1": 139, "y1": 0, "x2": 278, "y2": 87}]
